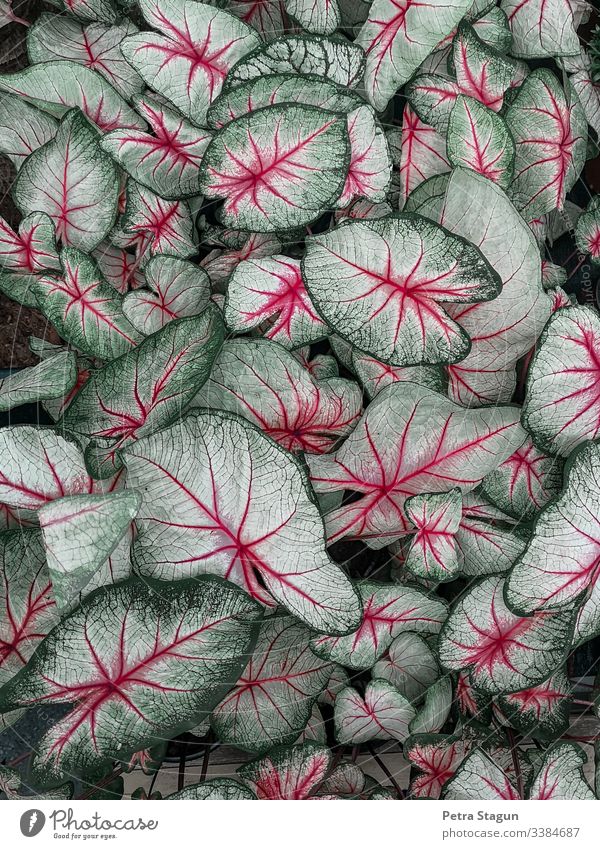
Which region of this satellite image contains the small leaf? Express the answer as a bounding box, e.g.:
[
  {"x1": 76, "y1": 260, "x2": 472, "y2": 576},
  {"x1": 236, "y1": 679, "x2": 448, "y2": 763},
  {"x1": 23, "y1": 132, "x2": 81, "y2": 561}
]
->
[
  {"x1": 528, "y1": 743, "x2": 595, "y2": 800},
  {"x1": 404, "y1": 489, "x2": 463, "y2": 582},
  {"x1": 372, "y1": 632, "x2": 439, "y2": 703},
  {"x1": 0, "y1": 93, "x2": 57, "y2": 170},
  {"x1": 0, "y1": 352, "x2": 77, "y2": 413},
  {"x1": 338, "y1": 105, "x2": 391, "y2": 207},
  {"x1": 334, "y1": 679, "x2": 416, "y2": 744},
  {"x1": 238, "y1": 743, "x2": 332, "y2": 800},
  {"x1": 447, "y1": 96, "x2": 515, "y2": 188},
  {"x1": 443, "y1": 749, "x2": 520, "y2": 799},
  {"x1": 497, "y1": 670, "x2": 572, "y2": 739}
]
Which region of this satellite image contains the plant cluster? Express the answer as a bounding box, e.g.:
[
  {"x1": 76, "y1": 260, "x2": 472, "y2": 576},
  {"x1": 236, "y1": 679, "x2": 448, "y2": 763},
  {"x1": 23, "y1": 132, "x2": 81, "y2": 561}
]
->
[{"x1": 0, "y1": 0, "x2": 599, "y2": 801}]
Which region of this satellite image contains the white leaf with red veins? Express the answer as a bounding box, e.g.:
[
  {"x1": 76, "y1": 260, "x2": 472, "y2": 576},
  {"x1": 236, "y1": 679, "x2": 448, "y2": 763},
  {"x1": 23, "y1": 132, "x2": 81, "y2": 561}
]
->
[
  {"x1": 523, "y1": 306, "x2": 600, "y2": 456},
  {"x1": 196, "y1": 339, "x2": 362, "y2": 454},
  {"x1": 372, "y1": 632, "x2": 439, "y2": 702},
  {"x1": 397, "y1": 105, "x2": 450, "y2": 208},
  {"x1": 0, "y1": 427, "x2": 92, "y2": 511},
  {"x1": 123, "y1": 410, "x2": 361, "y2": 634},
  {"x1": 439, "y1": 168, "x2": 552, "y2": 406},
  {"x1": 92, "y1": 242, "x2": 145, "y2": 294},
  {"x1": 238, "y1": 743, "x2": 332, "y2": 800},
  {"x1": 311, "y1": 580, "x2": 447, "y2": 669},
  {"x1": 506, "y1": 69, "x2": 587, "y2": 220},
  {"x1": 443, "y1": 749, "x2": 520, "y2": 799},
  {"x1": 34, "y1": 248, "x2": 142, "y2": 361},
  {"x1": 200, "y1": 104, "x2": 349, "y2": 232},
  {"x1": 284, "y1": 0, "x2": 340, "y2": 34},
  {"x1": 201, "y1": 232, "x2": 282, "y2": 286},
  {"x1": 405, "y1": 75, "x2": 463, "y2": 133},
  {"x1": 529, "y1": 744, "x2": 595, "y2": 800},
  {"x1": 406, "y1": 735, "x2": 471, "y2": 799},
  {"x1": 114, "y1": 182, "x2": 196, "y2": 266},
  {"x1": 0, "y1": 577, "x2": 261, "y2": 785},
  {"x1": 308, "y1": 382, "x2": 524, "y2": 545},
  {"x1": 404, "y1": 489, "x2": 462, "y2": 582},
  {"x1": 227, "y1": 0, "x2": 287, "y2": 40},
  {"x1": 481, "y1": 435, "x2": 563, "y2": 521},
  {"x1": 334, "y1": 679, "x2": 416, "y2": 744},
  {"x1": 121, "y1": 0, "x2": 260, "y2": 125},
  {"x1": 455, "y1": 492, "x2": 528, "y2": 576},
  {"x1": 570, "y1": 65, "x2": 600, "y2": 137},
  {"x1": 501, "y1": 0, "x2": 580, "y2": 59},
  {"x1": 0, "y1": 94, "x2": 57, "y2": 171},
  {"x1": 167, "y1": 779, "x2": 255, "y2": 800},
  {"x1": 14, "y1": 111, "x2": 119, "y2": 254},
  {"x1": 101, "y1": 99, "x2": 211, "y2": 200},
  {"x1": 506, "y1": 441, "x2": 600, "y2": 616},
  {"x1": 207, "y1": 72, "x2": 363, "y2": 130},
  {"x1": 352, "y1": 348, "x2": 444, "y2": 399},
  {"x1": 0, "y1": 352, "x2": 77, "y2": 414},
  {"x1": 0, "y1": 62, "x2": 144, "y2": 132},
  {"x1": 470, "y1": 6, "x2": 513, "y2": 52},
  {"x1": 447, "y1": 96, "x2": 515, "y2": 188},
  {"x1": 356, "y1": 0, "x2": 472, "y2": 111},
  {"x1": 211, "y1": 615, "x2": 333, "y2": 753},
  {"x1": 62, "y1": 309, "x2": 224, "y2": 478},
  {"x1": 0, "y1": 212, "x2": 60, "y2": 308},
  {"x1": 27, "y1": 15, "x2": 143, "y2": 101},
  {"x1": 452, "y1": 23, "x2": 522, "y2": 112},
  {"x1": 123, "y1": 256, "x2": 211, "y2": 335},
  {"x1": 409, "y1": 676, "x2": 452, "y2": 734},
  {"x1": 225, "y1": 34, "x2": 366, "y2": 89},
  {"x1": 497, "y1": 670, "x2": 572, "y2": 738},
  {"x1": 39, "y1": 491, "x2": 140, "y2": 612},
  {"x1": 573, "y1": 578, "x2": 600, "y2": 646},
  {"x1": 439, "y1": 575, "x2": 572, "y2": 695},
  {"x1": 302, "y1": 215, "x2": 500, "y2": 367},
  {"x1": 337, "y1": 106, "x2": 391, "y2": 208},
  {"x1": 225, "y1": 255, "x2": 328, "y2": 348},
  {"x1": 54, "y1": 0, "x2": 118, "y2": 24},
  {"x1": 0, "y1": 530, "x2": 59, "y2": 729},
  {"x1": 575, "y1": 196, "x2": 600, "y2": 264}
]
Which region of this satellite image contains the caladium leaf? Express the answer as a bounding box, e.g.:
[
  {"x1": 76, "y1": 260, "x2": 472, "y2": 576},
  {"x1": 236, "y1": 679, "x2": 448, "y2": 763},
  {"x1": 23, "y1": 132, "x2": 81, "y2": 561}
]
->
[
  {"x1": 226, "y1": 0, "x2": 286, "y2": 40},
  {"x1": 522, "y1": 306, "x2": 600, "y2": 457},
  {"x1": 27, "y1": 15, "x2": 143, "y2": 101},
  {"x1": 308, "y1": 382, "x2": 524, "y2": 544},
  {"x1": 406, "y1": 734, "x2": 471, "y2": 799},
  {"x1": 501, "y1": 0, "x2": 580, "y2": 59},
  {"x1": 101, "y1": 96, "x2": 212, "y2": 200},
  {"x1": 396, "y1": 106, "x2": 450, "y2": 208},
  {"x1": 438, "y1": 575, "x2": 572, "y2": 695},
  {"x1": 0, "y1": 529, "x2": 59, "y2": 727},
  {"x1": 224, "y1": 255, "x2": 328, "y2": 349},
  {"x1": 211, "y1": 614, "x2": 333, "y2": 752},
  {"x1": 575, "y1": 196, "x2": 600, "y2": 264},
  {"x1": 0, "y1": 212, "x2": 60, "y2": 308},
  {"x1": 122, "y1": 255, "x2": 211, "y2": 335},
  {"x1": 447, "y1": 96, "x2": 515, "y2": 189},
  {"x1": 311, "y1": 580, "x2": 447, "y2": 669},
  {"x1": 506, "y1": 69, "x2": 587, "y2": 220},
  {"x1": 0, "y1": 576, "x2": 261, "y2": 785},
  {"x1": 351, "y1": 349, "x2": 443, "y2": 399},
  {"x1": 355, "y1": 0, "x2": 472, "y2": 111},
  {"x1": 167, "y1": 779, "x2": 255, "y2": 800},
  {"x1": 455, "y1": 492, "x2": 528, "y2": 577},
  {"x1": 0, "y1": 93, "x2": 57, "y2": 171},
  {"x1": 443, "y1": 749, "x2": 520, "y2": 799},
  {"x1": 200, "y1": 104, "x2": 349, "y2": 232},
  {"x1": 92, "y1": 242, "x2": 145, "y2": 294},
  {"x1": 0, "y1": 62, "x2": 144, "y2": 132},
  {"x1": 528, "y1": 743, "x2": 596, "y2": 800},
  {"x1": 121, "y1": 0, "x2": 260, "y2": 125},
  {"x1": 372, "y1": 632, "x2": 439, "y2": 703},
  {"x1": 409, "y1": 675, "x2": 452, "y2": 734},
  {"x1": 285, "y1": 0, "x2": 340, "y2": 34},
  {"x1": 200, "y1": 231, "x2": 282, "y2": 286},
  {"x1": 298, "y1": 704, "x2": 327, "y2": 744},
  {"x1": 0, "y1": 427, "x2": 92, "y2": 511},
  {"x1": 481, "y1": 435, "x2": 563, "y2": 521},
  {"x1": 237, "y1": 743, "x2": 332, "y2": 800},
  {"x1": 14, "y1": 110, "x2": 119, "y2": 253},
  {"x1": 451, "y1": 23, "x2": 522, "y2": 112},
  {"x1": 334, "y1": 679, "x2": 416, "y2": 744},
  {"x1": 302, "y1": 214, "x2": 500, "y2": 367},
  {"x1": 62, "y1": 309, "x2": 224, "y2": 477},
  {"x1": 123, "y1": 410, "x2": 361, "y2": 634},
  {"x1": 33, "y1": 248, "x2": 142, "y2": 360},
  {"x1": 51, "y1": 0, "x2": 118, "y2": 24},
  {"x1": 0, "y1": 352, "x2": 77, "y2": 413},
  {"x1": 405, "y1": 75, "x2": 463, "y2": 134},
  {"x1": 439, "y1": 168, "x2": 551, "y2": 406},
  {"x1": 38, "y1": 491, "x2": 141, "y2": 612},
  {"x1": 196, "y1": 339, "x2": 362, "y2": 454},
  {"x1": 207, "y1": 72, "x2": 363, "y2": 131},
  {"x1": 225, "y1": 34, "x2": 365, "y2": 90},
  {"x1": 496, "y1": 670, "x2": 572, "y2": 739},
  {"x1": 404, "y1": 489, "x2": 462, "y2": 583},
  {"x1": 506, "y1": 441, "x2": 600, "y2": 615},
  {"x1": 114, "y1": 182, "x2": 197, "y2": 266},
  {"x1": 338, "y1": 105, "x2": 391, "y2": 208}
]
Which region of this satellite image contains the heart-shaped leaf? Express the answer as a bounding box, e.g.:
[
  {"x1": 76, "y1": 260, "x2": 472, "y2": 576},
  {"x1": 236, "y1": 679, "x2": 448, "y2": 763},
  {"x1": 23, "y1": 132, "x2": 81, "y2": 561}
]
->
[
  {"x1": 528, "y1": 743, "x2": 595, "y2": 799},
  {"x1": 404, "y1": 489, "x2": 463, "y2": 582},
  {"x1": 496, "y1": 670, "x2": 572, "y2": 739},
  {"x1": 406, "y1": 734, "x2": 471, "y2": 799},
  {"x1": 501, "y1": 0, "x2": 580, "y2": 59},
  {"x1": 238, "y1": 743, "x2": 332, "y2": 800},
  {"x1": 372, "y1": 632, "x2": 439, "y2": 702},
  {"x1": 443, "y1": 748, "x2": 520, "y2": 799},
  {"x1": 447, "y1": 96, "x2": 515, "y2": 188},
  {"x1": 0, "y1": 93, "x2": 57, "y2": 170},
  {"x1": 334, "y1": 679, "x2": 416, "y2": 744}
]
